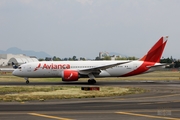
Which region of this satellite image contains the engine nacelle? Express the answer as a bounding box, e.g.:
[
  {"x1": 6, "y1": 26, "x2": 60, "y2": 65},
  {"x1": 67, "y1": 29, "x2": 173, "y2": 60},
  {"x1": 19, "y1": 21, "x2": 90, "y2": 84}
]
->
[{"x1": 62, "y1": 70, "x2": 79, "y2": 81}]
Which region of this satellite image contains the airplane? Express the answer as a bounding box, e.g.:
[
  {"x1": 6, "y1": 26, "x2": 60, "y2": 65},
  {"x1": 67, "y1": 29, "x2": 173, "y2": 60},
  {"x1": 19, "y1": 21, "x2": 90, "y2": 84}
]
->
[{"x1": 12, "y1": 36, "x2": 168, "y2": 84}]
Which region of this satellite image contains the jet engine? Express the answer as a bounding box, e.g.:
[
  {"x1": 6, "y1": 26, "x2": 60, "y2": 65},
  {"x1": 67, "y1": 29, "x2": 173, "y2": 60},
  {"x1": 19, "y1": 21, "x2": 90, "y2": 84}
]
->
[{"x1": 62, "y1": 70, "x2": 79, "y2": 81}]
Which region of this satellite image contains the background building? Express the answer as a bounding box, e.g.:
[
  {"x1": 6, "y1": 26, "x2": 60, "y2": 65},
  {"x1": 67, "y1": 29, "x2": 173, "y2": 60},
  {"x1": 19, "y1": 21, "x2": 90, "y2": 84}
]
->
[
  {"x1": 0, "y1": 54, "x2": 38, "y2": 66},
  {"x1": 99, "y1": 52, "x2": 109, "y2": 59}
]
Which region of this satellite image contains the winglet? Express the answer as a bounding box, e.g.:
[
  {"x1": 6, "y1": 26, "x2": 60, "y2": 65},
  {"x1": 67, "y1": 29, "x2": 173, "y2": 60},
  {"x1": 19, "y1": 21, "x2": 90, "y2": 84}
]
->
[{"x1": 140, "y1": 36, "x2": 168, "y2": 63}]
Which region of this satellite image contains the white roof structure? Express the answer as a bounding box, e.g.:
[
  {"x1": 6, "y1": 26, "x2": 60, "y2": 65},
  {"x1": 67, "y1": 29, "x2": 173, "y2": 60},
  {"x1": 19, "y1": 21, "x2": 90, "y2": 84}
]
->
[
  {"x1": 8, "y1": 57, "x2": 38, "y2": 65},
  {"x1": 0, "y1": 54, "x2": 39, "y2": 66}
]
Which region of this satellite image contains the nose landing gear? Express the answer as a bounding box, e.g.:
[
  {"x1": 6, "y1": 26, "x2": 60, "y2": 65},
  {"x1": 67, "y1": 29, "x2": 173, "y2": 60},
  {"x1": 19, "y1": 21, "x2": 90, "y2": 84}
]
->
[{"x1": 24, "y1": 77, "x2": 29, "y2": 84}]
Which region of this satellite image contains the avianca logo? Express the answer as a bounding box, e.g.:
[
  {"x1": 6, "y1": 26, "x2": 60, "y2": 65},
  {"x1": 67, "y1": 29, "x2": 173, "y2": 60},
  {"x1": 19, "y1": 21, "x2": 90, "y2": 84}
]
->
[
  {"x1": 34, "y1": 63, "x2": 41, "y2": 71},
  {"x1": 34, "y1": 63, "x2": 70, "y2": 71},
  {"x1": 67, "y1": 73, "x2": 73, "y2": 79}
]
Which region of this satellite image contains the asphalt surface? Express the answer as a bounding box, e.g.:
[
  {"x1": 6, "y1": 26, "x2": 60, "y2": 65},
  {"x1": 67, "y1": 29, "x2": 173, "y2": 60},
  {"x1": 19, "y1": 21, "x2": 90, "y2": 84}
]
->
[{"x1": 1, "y1": 81, "x2": 180, "y2": 120}]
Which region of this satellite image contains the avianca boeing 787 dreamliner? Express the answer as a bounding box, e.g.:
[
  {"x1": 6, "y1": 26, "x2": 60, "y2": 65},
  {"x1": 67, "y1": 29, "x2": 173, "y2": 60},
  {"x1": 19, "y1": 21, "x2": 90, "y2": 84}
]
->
[{"x1": 12, "y1": 36, "x2": 168, "y2": 84}]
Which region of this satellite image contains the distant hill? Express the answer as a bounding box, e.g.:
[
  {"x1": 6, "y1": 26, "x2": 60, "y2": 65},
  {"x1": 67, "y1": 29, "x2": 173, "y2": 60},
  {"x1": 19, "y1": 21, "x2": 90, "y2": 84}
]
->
[{"x1": 0, "y1": 47, "x2": 51, "y2": 59}]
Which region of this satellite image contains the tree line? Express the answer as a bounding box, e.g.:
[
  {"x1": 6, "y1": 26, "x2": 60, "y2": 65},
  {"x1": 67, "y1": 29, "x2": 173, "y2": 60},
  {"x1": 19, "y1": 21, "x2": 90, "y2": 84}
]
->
[
  {"x1": 38, "y1": 56, "x2": 86, "y2": 61},
  {"x1": 39, "y1": 56, "x2": 138, "y2": 61},
  {"x1": 38, "y1": 56, "x2": 180, "y2": 68},
  {"x1": 160, "y1": 57, "x2": 180, "y2": 68}
]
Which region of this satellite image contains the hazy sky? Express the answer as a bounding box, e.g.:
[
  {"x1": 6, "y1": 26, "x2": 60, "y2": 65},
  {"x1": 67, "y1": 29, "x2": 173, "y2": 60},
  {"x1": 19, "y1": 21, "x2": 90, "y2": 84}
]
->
[{"x1": 0, "y1": 0, "x2": 180, "y2": 59}]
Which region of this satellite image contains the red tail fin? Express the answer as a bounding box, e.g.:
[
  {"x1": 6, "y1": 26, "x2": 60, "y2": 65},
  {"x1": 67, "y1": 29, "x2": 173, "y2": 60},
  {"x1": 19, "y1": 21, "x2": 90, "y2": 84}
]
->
[{"x1": 140, "y1": 36, "x2": 168, "y2": 63}]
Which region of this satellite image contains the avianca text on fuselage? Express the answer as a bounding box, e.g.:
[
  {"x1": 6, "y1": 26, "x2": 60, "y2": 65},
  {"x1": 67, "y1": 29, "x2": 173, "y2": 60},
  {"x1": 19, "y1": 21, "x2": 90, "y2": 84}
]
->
[{"x1": 34, "y1": 63, "x2": 70, "y2": 71}]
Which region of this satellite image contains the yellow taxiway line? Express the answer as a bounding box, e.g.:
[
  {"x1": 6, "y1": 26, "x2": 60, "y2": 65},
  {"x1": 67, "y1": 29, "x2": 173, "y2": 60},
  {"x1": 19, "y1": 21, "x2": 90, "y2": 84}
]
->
[
  {"x1": 28, "y1": 113, "x2": 75, "y2": 120},
  {"x1": 118, "y1": 93, "x2": 180, "y2": 101},
  {"x1": 116, "y1": 111, "x2": 180, "y2": 120}
]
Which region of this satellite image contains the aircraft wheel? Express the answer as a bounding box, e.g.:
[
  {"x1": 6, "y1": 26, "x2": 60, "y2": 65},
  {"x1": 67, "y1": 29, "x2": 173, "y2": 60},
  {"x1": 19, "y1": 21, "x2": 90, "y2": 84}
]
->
[
  {"x1": 88, "y1": 79, "x2": 91, "y2": 84},
  {"x1": 93, "y1": 79, "x2": 96, "y2": 84},
  {"x1": 88, "y1": 79, "x2": 96, "y2": 84},
  {"x1": 26, "y1": 80, "x2": 29, "y2": 84}
]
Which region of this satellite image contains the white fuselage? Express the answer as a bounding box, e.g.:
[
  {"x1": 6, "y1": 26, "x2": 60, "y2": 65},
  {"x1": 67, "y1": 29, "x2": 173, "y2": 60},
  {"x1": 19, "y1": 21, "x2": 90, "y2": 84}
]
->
[
  {"x1": 12, "y1": 60, "x2": 163, "y2": 78},
  {"x1": 11, "y1": 36, "x2": 168, "y2": 84}
]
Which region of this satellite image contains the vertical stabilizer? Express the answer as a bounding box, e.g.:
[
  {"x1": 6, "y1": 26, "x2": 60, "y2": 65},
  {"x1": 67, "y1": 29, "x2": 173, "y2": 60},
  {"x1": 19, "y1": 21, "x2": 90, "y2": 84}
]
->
[{"x1": 140, "y1": 36, "x2": 168, "y2": 63}]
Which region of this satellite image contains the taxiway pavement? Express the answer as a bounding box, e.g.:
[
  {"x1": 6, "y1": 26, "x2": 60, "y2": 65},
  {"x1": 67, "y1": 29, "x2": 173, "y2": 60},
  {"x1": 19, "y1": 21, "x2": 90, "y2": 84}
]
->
[{"x1": 0, "y1": 81, "x2": 180, "y2": 120}]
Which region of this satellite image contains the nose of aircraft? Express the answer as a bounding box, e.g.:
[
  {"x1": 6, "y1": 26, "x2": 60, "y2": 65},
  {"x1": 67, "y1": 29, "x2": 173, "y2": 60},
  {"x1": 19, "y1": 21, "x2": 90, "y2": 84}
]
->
[{"x1": 12, "y1": 70, "x2": 18, "y2": 76}]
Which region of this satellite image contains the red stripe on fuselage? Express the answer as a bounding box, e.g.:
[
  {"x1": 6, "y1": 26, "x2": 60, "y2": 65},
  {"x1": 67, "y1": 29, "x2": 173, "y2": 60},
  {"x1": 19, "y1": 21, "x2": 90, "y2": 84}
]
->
[{"x1": 121, "y1": 62, "x2": 155, "y2": 77}]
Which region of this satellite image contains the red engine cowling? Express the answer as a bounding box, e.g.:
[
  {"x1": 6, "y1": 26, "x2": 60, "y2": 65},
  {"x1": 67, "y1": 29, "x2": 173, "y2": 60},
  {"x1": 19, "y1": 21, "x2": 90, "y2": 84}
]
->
[{"x1": 62, "y1": 70, "x2": 79, "y2": 81}]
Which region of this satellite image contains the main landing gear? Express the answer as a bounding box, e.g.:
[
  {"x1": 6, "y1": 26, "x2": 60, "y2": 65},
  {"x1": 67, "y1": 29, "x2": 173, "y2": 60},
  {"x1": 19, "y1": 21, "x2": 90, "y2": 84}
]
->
[
  {"x1": 24, "y1": 77, "x2": 29, "y2": 84},
  {"x1": 87, "y1": 73, "x2": 96, "y2": 84},
  {"x1": 88, "y1": 79, "x2": 96, "y2": 84}
]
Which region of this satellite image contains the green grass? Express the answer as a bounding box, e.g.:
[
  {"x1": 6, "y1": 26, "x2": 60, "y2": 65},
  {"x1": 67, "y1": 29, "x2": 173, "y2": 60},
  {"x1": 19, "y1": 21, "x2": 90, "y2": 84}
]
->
[
  {"x1": 0, "y1": 86, "x2": 145, "y2": 102},
  {"x1": 0, "y1": 71, "x2": 179, "y2": 102},
  {"x1": 81, "y1": 71, "x2": 180, "y2": 81},
  {"x1": 1, "y1": 71, "x2": 180, "y2": 83}
]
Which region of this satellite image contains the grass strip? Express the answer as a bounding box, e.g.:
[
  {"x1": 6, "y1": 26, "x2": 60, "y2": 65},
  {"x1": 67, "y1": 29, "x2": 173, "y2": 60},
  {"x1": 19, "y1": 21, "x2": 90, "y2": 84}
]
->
[
  {"x1": 0, "y1": 86, "x2": 145, "y2": 102},
  {"x1": 1, "y1": 71, "x2": 180, "y2": 82}
]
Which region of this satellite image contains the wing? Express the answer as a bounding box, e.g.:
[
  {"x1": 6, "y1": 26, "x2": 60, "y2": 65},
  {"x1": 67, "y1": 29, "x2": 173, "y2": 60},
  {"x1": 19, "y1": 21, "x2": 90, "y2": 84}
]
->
[
  {"x1": 0, "y1": 62, "x2": 19, "y2": 72},
  {"x1": 79, "y1": 61, "x2": 131, "y2": 75},
  {"x1": 0, "y1": 68, "x2": 15, "y2": 72}
]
